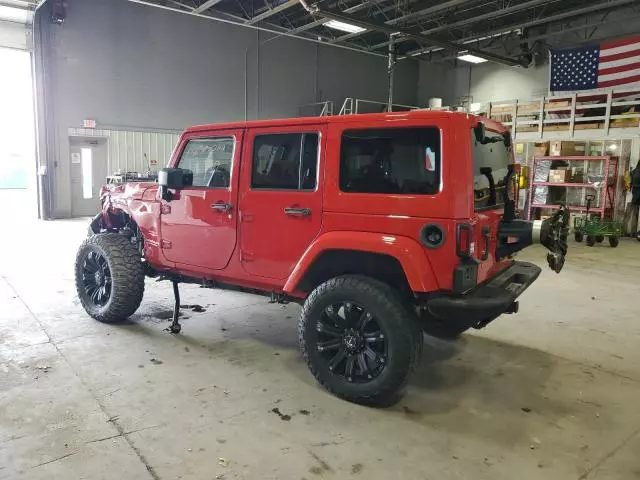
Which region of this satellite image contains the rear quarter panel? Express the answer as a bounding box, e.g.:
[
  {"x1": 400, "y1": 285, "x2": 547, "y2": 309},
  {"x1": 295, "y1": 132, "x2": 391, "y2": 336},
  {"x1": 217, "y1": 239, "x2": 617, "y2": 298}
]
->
[{"x1": 321, "y1": 114, "x2": 471, "y2": 291}]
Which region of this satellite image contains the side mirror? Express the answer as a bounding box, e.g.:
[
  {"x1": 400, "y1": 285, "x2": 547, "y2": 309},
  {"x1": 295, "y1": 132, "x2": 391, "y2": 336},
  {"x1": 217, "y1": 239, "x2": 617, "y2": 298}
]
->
[{"x1": 158, "y1": 168, "x2": 193, "y2": 201}]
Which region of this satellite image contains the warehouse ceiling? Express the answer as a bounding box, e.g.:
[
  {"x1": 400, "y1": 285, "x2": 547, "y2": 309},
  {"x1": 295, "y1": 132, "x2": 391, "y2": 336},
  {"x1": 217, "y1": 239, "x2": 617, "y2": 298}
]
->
[{"x1": 130, "y1": 0, "x2": 640, "y2": 66}]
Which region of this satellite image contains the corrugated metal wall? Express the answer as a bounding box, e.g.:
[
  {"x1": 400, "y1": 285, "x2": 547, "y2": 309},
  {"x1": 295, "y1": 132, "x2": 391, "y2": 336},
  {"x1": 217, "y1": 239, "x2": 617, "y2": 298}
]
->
[{"x1": 68, "y1": 127, "x2": 181, "y2": 174}]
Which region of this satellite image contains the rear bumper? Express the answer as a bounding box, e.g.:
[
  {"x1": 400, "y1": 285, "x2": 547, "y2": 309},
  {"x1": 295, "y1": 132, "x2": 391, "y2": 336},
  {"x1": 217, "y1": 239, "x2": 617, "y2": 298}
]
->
[{"x1": 424, "y1": 261, "x2": 541, "y2": 328}]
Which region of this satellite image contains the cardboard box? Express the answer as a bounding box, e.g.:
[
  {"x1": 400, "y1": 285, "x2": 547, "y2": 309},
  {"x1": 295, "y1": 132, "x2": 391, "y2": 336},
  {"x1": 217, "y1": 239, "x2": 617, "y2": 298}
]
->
[
  {"x1": 548, "y1": 169, "x2": 570, "y2": 183},
  {"x1": 533, "y1": 142, "x2": 549, "y2": 157},
  {"x1": 549, "y1": 141, "x2": 586, "y2": 156}
]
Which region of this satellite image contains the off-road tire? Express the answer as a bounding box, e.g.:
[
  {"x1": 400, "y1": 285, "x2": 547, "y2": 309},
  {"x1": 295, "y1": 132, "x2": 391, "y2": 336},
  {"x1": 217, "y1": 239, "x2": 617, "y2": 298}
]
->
[
  {"x1": 595, "y1": 235, "x2": 605, "y2": 243},
  {"x1": 586, "y1": 235, "x2": 595, "y2": 247},
  {"x1": 609, "y1": 236, "x2": 619, "y2": 248},
  {"x1": 75, "y1": 234, "x2": 145, "y2": 323},
  {"x1": 298, "y1": 275, "x2": 423, "y2": 407},
  {"x1": 574, "y1": 232, "x2": 584, "y2": 242}
]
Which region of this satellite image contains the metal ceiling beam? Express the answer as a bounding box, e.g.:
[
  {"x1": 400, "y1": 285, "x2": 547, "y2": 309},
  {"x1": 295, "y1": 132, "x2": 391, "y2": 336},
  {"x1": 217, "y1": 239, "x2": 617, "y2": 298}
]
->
[
  {"x1": 194, "y1": 0, "x2": 224, "y2": 13},
  {"x1": 331, "y1": 0, "x2": 472, "y2": 46},
  {"x1": 387, "y1": 0, "x2": 473, "y2": 25},
  {"x1": 513, "y1": 0, "x2": 637, "y2": 30},
  {"x1": 124, "y1": 0, "x2": 387, "y2": 57},
  {"x1": 165, "y1": 0, "x2": 254, "y2": 22},
  {"x1": 420, "y1": 0, "x2": 563, "y2": 36},
  {"x1": 288, "y1": 0, "x2": 388, "y2": 34},
  {"x1": 402, "y1": 29, "x2": 520, "y2": 60},
  {"x1": 329, "y1": 0, "x2": 443, "y2": 42},
  {"x1": 305, "y1": 4, "x2": 528, "y2": 66},
  {"x1": 246, "y1": 0, "x2": 298, "y2": 24},
  {"x1": 401, "y1": 0, "x2": 637, "y2": 60},
  {"x1": 375, "y1": 0, "x2": 635, "y2": 52},
  {"x1": 371, "y1": 0, "x2": 558, "y2": 50}
]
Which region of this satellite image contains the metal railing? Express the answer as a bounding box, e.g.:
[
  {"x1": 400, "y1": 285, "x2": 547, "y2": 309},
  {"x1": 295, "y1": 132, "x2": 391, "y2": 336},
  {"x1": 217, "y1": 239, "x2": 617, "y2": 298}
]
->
[
  {"x1": 298, "y1": 101, "x2": 334, "y2": 117},
  {"x1": 339, "y1": 97, "x2": 421, "y2": 115}
]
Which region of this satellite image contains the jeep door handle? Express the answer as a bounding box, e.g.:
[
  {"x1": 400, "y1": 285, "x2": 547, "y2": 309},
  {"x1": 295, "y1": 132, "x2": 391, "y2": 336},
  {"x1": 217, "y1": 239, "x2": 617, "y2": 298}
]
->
[
  {"x1": 284, "y1": 207, "x2": 311, "y2": 217},
  {"x1": 211, "y1": 202, "x2": 233, "y2": 212}
]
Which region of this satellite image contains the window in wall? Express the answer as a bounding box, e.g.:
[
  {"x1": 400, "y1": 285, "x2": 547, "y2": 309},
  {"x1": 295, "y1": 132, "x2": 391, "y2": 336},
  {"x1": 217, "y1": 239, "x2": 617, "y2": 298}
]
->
[
  {"x1": 178, "y1": 137, "x2": 234, "y2": 188},
  {"x1": 252, "y1": 133, "x2": 319, "y2": 190},
  {"x1": 81, "y1": 147, "x2": 93, "y2": 199},
  {"x1": 340, "y1": 127, "x2": 440, "y2": 194}
]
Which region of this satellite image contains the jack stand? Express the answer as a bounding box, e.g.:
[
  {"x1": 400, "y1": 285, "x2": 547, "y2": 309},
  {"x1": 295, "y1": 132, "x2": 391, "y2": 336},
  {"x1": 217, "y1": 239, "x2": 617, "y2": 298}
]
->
[
  {"x1": 167, "y1": 281, "x2": 182, "y2": 334},
  {"x1": 269, "y1": 292, "x2": 289, "y2": 304}
]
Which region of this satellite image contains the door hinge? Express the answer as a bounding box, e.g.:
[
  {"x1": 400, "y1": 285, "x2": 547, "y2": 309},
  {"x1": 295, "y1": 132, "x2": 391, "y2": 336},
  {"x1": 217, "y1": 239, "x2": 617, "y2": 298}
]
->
[
  {"x1": 161, "y1": 240, "x2": 172, "y2": 249},
  {"x1": 240, "y1": 251, "x2": 254, "y2": 262}
]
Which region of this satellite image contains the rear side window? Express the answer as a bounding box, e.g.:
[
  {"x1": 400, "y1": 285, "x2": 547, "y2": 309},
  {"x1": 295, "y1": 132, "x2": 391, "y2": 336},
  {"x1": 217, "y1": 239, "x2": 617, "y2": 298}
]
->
[
  {"x1": 252, "y1": 133, "x2": 319, "y2": 190},
  {"x1": 178, "y1": 137, "x2": 234, "y2": 188},
  {"x1": 340, "y1": 127, "x2": 440, "y2": 194}
]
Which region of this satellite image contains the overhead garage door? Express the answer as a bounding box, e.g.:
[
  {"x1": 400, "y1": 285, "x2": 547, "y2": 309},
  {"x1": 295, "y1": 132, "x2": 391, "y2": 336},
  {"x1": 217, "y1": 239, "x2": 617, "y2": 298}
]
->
[
  {"x1": 0, "y1": 5, "x2": 34, "y2": 211},
  {"x1": 0, "y1": 6, "x2": 32, "y2": 51}
]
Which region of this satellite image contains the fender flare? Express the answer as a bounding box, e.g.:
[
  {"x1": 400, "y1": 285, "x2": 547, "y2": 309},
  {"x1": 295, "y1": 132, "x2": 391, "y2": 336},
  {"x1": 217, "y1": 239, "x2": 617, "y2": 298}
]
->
[{"x1": 283, "y1": 231, "x2": 439, "y2": 294}]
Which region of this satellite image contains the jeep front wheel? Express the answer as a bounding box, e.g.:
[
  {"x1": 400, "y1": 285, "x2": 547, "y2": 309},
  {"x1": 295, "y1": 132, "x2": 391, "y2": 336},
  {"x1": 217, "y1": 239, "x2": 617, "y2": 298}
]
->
[
  {"x1": 75, "y1": 234, "x2": 145, "y2": 323},
  {"x1": 298, "y1": 276, "x2": 423, "y2": 406}
]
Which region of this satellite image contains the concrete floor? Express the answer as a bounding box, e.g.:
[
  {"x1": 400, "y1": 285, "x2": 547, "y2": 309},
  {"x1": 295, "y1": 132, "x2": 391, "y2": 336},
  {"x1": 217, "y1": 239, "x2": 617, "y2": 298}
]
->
[{"x1": 1, "y1": 212, "x2": 640, "y2": 479}]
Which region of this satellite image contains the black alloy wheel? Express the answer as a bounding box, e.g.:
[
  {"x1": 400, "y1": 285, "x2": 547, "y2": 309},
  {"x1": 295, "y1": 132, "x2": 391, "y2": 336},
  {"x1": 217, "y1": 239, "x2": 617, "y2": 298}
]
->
[
  {"x1": 315, "y1": 302, "x2": 387, "y2": 383},
  {"x1": 81, "y1": 251, "x2": 112, "y2": 307},
  {"x1": 75, "y1": 234, "x2": 145, "y2": 323},
  {"x1": 299, "y1": 275, "x2": 423, "y2": 406}
]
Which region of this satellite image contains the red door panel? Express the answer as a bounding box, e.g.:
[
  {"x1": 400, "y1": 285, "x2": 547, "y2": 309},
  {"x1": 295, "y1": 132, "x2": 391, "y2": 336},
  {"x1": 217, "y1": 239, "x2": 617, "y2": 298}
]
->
[
  {"x1": 239, "y1": 125, "x2": 325, "y2": 280},
  {"x1": 160, "y1": 129, "x2": 243, "y2": 271}
]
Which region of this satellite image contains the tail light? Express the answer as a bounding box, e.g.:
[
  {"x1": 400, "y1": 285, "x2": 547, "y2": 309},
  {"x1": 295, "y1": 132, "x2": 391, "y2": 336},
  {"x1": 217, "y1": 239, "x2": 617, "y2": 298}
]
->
[{"x1": 456, "y1": 223, "x2": 475, "y2": 259}]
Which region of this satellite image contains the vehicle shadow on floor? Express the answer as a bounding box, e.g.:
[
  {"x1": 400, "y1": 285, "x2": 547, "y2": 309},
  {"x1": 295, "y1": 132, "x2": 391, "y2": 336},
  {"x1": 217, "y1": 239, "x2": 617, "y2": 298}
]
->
[
  {"x1": 390, "y1": 332, "x2": 576, "y2": 445},
  {"x1": 103, "y1": 305, "x2": 593, "y2": 449},
  {"x1": 127, "y1": 298, "x2": 571, "y2": 432}
]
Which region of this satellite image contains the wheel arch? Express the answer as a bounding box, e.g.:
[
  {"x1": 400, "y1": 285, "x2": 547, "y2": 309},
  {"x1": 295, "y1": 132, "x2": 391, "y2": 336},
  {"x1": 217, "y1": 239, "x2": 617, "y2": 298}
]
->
[
  {"x1": 89, "y1": 207, "x2": 132, "y2": 234},
  {"x1": 284, "y1": 231, "x2": 439, "y2": 296}
]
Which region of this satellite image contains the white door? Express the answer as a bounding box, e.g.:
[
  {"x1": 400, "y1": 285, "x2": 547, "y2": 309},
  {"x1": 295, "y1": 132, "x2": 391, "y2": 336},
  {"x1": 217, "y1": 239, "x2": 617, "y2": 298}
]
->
[{"x1": 70, "y1": 139, "x2": 108, "y2": 217}]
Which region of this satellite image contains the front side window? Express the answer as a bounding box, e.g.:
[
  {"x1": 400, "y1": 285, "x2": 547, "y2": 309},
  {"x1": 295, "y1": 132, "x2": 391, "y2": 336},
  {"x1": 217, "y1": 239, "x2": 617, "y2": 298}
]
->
[
  {"x1": 340, "y1": 127, "x2": 440, "y2": 194},
  {"x1": 178, "y1": 137, "x2": 234, "y2": 188},
  {"x1": 252, "y1": 133, "x2": 319, "y2": 190}
]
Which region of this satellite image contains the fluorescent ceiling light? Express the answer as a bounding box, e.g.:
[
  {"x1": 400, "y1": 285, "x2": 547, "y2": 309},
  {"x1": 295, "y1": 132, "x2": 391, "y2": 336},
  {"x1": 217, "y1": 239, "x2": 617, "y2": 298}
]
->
[
  {"x1": 325, "y1": 20, "x2": 366, "y2": 34},
  {"x1": 458, "y1": 54, "x2": 488, "y2": 64}
]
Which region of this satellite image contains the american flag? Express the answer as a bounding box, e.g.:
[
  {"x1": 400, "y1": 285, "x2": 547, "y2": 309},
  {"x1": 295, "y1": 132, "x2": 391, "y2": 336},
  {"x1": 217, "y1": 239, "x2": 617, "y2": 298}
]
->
[{"x1": 550, "y1": 36, "x2": 640, "y2": 92}]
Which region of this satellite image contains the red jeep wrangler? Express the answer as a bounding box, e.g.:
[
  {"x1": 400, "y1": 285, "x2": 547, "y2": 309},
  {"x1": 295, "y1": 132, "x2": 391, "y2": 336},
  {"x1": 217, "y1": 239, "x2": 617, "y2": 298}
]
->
[{"x1": 75, "y1": 111, "x2": 568, "y2": 406}]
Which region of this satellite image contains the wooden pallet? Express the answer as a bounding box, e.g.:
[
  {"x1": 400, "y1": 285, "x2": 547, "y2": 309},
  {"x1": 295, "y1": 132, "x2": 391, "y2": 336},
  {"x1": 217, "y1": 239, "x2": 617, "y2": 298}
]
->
[
  {"x1": 509, "y1": 120, "x2": 639, "y2": 132},
  {"x1": 490, "y1": 101, "x2": 570, "y2": 114}
]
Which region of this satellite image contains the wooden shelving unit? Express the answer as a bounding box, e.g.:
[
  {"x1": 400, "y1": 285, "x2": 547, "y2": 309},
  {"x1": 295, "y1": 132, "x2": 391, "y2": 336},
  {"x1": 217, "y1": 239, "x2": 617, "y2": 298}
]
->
[{"x1": 472, "y1": 86, "x2": 640, "y2": 140}]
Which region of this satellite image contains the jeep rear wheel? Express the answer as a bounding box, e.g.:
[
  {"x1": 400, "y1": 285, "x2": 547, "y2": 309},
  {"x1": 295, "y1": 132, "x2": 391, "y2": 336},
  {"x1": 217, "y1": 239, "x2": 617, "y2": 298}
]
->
[
  {"x1": 75, "y1": 234, "x2": 145, "y2": 323},
  {"x1": 298, "y1": 276, "x2": 423, "y2": 406}
]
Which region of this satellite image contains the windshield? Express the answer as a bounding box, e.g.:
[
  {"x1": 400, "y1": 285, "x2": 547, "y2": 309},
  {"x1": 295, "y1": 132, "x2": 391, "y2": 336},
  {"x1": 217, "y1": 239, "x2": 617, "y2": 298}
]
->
[{"x1": 471, "y1": 129, "x2": 513, "y2": 210}]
